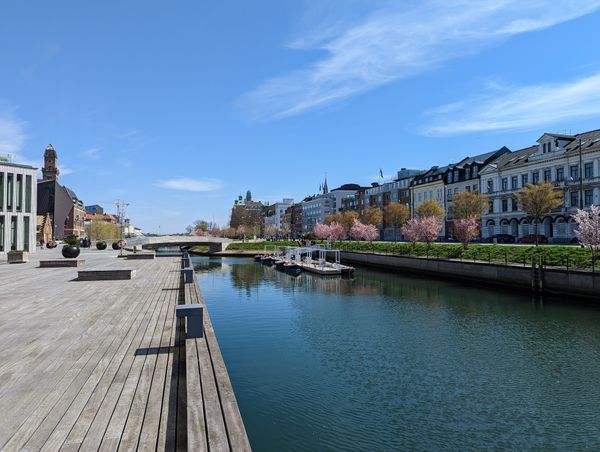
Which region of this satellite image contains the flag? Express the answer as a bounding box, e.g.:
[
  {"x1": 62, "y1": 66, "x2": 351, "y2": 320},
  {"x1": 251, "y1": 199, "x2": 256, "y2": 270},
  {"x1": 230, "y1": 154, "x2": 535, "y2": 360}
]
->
[{"x1": 379, "y1": 168, "x2": 384, "y2": 178}]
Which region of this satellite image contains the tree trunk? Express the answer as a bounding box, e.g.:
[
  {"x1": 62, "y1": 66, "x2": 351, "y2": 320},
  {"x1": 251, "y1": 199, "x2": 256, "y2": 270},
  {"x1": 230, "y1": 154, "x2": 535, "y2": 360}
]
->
[{"x1": 534, "y1": 217, "x2": 539, "y2": 246}]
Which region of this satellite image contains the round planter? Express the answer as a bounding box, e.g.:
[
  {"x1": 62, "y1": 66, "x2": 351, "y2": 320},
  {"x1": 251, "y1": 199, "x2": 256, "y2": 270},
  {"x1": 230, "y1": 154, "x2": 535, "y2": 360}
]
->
[
  {"x1": 111, "y1": 242, "x2": 120, "y2": 250},
  {"x1": 62, "y1": 245, "x2": 81, "y2": 259},
  {"x1": 96, "y1": 241, "x2": 107, "y2": 250}
]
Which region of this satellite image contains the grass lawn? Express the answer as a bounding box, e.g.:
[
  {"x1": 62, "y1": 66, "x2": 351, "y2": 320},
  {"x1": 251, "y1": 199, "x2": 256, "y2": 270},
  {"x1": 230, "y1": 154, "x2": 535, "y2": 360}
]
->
[{"x1": 225, "y1": 240, "x2": 300, "y2": 251}]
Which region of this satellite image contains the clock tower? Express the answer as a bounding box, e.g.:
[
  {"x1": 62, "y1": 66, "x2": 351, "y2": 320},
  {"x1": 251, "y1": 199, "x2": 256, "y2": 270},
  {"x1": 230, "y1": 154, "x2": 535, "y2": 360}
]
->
[{"x1": 42, "y1": 144, "x2": 59, "y2": 181}]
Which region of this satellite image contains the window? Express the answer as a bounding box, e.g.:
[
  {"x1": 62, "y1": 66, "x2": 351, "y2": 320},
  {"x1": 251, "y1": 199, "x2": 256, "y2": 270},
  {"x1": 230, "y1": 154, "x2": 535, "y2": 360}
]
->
[
  {"x1": 23, "y1": 217, "x2": 29, "y2": 252},
  {"x1": 543, "y1": 143, "x2": 547, "y2": 153},
  {"x1": 543, "y1": 169, "x2": 551, "y2": 182},
  {"x1": 570, "y1": 165, "x2": 579, "y2": 180},
  {"x1": 487, "y1": 179, "x2": 493, "y2": 193},
  {"x1": 512, "y1": 197, "x2": 519, "y2": 211},
  {"x1": 502, "y1": 199, "x2": 508, "y2": 212},
  {"x1": 472, "y1": 165, "x2": 478, "y2": 178},
  {"x1": 25, "y1": 175, "x2": 32, "y2": 213},
  {"x1": 0, "y1": 215, "x2": 3, "y2": 251},
  {"x1": 585, "y1": 162, "x2": 593, "y2": 179},
  {"x1": 447, "y1": 173, "x2": 453, "y2": 183},
  {"x1": 10, "y1": 215, "x2": 16, "y2": 250},
  {"x1": 465, "y1": 185, "x2": 471, "y2": 192},
  {"x1": 532, "y1": 171, "x2": 539, "y2": 184},
  {"x1": 501, "y1": 178, "x2": 508, "y2": 191},
  {"x1": 447, "y1": 191, "x2": 453, "y2": 201},
  {"x1": 473, "y1": 184, "x2": 478, "y2": 193},
  {"x1": 7, "y1": 173, "x2": 13, "y2": 211},
  {"x1": 465, "y1": 168, "x2": 471, "y2": 179},
  {"x1": 585, "y1": 189, "x2": 594, "y2": 206},
  {"x1": 511, "y1": 176, "x2": 518, "y2": 189},
  {"x1": 489, "y1": 201, "x2": 494, "y2": 213},
  {"x1": 570, "y1": 191, "x2": 579, "y2": 208},
  {"x1": 16, "y1": 174, "x2": 22, "y2": 211},
  {"x1": 521, "y1": 174, "x2": 528, "y2": 186},
  {"x1": 454, "y1": 170, "x2": 459, "y2": 181},
  {"x1": 556, "y1": 167, "x2": 564, "y2": 182},
  {"x1": 0, "y1": 173, "x2": 3, "y2": 211}
]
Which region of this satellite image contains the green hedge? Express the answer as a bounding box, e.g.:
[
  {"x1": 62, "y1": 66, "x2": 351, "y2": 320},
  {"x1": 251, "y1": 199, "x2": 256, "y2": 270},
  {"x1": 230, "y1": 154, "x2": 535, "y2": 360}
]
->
[
  {"x1": 226, "y1": 240, "x2": 300, "y2": 251},
  {"x1": 331, "y1": 241, "x2": 593, "y2": 269}
]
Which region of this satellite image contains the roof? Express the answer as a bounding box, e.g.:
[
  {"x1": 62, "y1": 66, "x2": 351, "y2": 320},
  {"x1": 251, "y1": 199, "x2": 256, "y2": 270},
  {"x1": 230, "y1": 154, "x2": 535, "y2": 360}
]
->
[
  {"x1": 489, "y1": 145, "x2": 538, "y2": 170},
  {"x1": 0, "y1": 161, "x2": 37, "y2": 171},
  {"x1": 453, "y1": 146, "x2": 510, "y2": 169},
  {"x1": 564, "y1": 128, "x2": 600, "y2": 154}
]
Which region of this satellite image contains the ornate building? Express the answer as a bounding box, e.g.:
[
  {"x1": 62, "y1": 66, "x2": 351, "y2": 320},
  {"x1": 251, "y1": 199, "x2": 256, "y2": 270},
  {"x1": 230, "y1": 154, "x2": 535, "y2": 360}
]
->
[{"x1": 37, "y1": 144, "x2": 86, "y2": 240}]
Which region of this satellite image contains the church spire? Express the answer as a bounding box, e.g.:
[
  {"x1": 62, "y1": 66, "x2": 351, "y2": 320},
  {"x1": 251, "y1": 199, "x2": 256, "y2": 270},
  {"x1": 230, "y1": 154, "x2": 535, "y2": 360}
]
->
[
  {"x1": 42, "y1": 144, "x2": 59, "y2": 181},
  {"x1": 323, "y1": 176, "x2": 329, "y2": 194}
]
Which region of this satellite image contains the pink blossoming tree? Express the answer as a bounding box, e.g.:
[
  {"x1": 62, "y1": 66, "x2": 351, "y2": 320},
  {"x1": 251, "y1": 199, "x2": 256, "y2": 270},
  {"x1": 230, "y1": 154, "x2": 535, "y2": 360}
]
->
[
  {"x1": 419, "y1": 216, "x2": 442, "y2": 248},
  {"x1": 194, "y1": 228, "x2": 205, "y2": 236},
  {"x1": 328, "y1": 222, "x2": 346, "y2": 241},
  {"x1": 350, "y1": 219, "x2": 378, "y2": 241},
  {"x1": 401, "y1": 218, "x2": 421, "y2": 245},
  {"x1": 314, "y1": 223, "x2": 331, "y2": 240},
  {"x1": 573, "y1": 205, "x2": 600, "y2": 263},
  {"x1": 453, "y1": 217, "x2": 479, "y2": 249}
]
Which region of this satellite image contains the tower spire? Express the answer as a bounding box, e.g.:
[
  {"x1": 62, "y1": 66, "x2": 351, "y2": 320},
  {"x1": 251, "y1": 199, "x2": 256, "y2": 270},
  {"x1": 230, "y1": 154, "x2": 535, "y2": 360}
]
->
[{"x1": 42, "y1": 144, "x2": 59, "y2": 181}]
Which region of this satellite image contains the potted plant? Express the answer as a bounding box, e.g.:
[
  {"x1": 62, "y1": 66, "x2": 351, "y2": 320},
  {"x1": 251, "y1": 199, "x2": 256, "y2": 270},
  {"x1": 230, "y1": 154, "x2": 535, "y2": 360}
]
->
[
  {"x1": 62, "y1": 234, "x2": 81, "y2": 258},
  {"x1": 96, "y1": 240, "x2": 107, "y2": 250},
  {"x1": 112, "y1": 241, "x2": 120, "y2": 250}
]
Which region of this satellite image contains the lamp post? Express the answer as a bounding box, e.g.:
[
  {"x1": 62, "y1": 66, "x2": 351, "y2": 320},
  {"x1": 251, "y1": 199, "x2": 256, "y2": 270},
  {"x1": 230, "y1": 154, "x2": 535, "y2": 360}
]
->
[{"x1": 579, "y1": 138, "x2": 584, "y2": 210}]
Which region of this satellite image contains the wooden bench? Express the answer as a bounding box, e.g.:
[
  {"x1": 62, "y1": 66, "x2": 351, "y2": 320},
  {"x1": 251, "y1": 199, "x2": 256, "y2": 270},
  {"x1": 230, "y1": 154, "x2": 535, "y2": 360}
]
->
[
  {"x1": 124, "y1": 253, "x2": 155, "y2": 260},
  {"x1": 77, "y1": 269, "x2": 136, "y2": 281},
  {"x1": 40, "y1": 260, "x2": 85, "y2": 268}
]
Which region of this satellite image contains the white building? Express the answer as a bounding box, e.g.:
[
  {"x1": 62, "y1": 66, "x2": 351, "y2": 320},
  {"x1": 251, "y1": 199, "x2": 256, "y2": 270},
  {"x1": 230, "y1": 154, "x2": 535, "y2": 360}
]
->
[
  {"x1": 0, "y1": 156, "x2": 38, "y2": 254},
  {"x1": 264, "y1": 198, "x2": 294, "y2": 232},
  {"x1": 301, "y1": 185, "x2": 360, "y2": 233},
  {"x1": 480, "y1": 129, "x2": 600, "y2": 242}
]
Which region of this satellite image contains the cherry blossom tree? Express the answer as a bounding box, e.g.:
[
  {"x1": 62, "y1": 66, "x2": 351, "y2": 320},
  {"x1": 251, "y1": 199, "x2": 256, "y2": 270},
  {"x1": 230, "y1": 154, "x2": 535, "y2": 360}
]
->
[
  {"x1": 419, "y1": 216, "x2": 442, "y2": 247},
  {"x1": 194, "y1": 228, "x2": 205, "y2": 236},
  {"x1": 573, "y1": 205, "x2": 600, "y2": 263},
  {"x1": 349, "y1": 219, "x2": 378, "y2": 241},
  {"x1": 314, "y1": 223, "x2": 331, "y2": 240},
  {"x1": 401, "y1": 218, "x2": 421, "y2": 245},
  {"x1": 328, "y1": 222, "x2": 346, "y2": 241},
  {"x1": 453, "y1": 217, "x2": 479, "y2": 249}
]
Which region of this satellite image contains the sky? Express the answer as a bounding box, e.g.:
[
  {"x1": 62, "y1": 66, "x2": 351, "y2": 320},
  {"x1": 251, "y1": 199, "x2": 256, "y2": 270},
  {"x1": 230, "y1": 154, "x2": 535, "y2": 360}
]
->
[{"x1": 2, "y1": 0, "x2": 600, "y2": 233}]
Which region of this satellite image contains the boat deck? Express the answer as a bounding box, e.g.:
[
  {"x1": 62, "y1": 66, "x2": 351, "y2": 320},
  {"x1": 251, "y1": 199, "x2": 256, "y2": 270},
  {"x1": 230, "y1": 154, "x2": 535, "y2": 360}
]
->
[{"x1": 0, "y1": 248, "x2": 250, "y2": 451}]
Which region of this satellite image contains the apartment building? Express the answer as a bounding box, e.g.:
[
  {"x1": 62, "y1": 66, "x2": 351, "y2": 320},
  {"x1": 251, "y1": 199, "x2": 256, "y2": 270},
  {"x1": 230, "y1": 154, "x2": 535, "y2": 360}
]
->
[
  {"x1": 0, "y1": 156, "x2": 38, "y2": 253},
  {"x1": 480, "y1": 129, "x2": 600, "y2": 242}
]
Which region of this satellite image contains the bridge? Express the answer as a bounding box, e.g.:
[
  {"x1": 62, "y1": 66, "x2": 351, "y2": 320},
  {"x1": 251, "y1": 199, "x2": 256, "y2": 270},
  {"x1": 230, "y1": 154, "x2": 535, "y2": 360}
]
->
[{"x1": 127, "y1": 235, "x2": 256, "y2": 253}]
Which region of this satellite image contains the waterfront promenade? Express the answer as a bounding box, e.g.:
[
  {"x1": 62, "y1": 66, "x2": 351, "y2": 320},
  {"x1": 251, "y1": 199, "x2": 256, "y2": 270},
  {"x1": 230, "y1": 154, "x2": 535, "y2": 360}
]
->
[{"x1": 0, "y1": 248, "x2": 250, "y2": 451}]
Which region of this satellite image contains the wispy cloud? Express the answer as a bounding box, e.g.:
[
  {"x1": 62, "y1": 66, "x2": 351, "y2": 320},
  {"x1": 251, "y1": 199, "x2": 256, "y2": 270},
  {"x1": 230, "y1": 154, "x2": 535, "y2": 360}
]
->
[
  {"x1": 60, "y1": 165, "x2": 75, "y2": 176},
  {"x1": 240, "y1": 0, "x2": 600, "y2": 120},
  {"x1": 155, "y1": 177, "x2": 223, "y2": 192},
  {"x1": 425, "y1": 72, "x2": 600, "y2": 136},
  {"x1": 0, "y1": 114, "x2": 27, "y2": 155},
  {"x1": 82, "y1": 147, "x2": 100, "y2": 159}
]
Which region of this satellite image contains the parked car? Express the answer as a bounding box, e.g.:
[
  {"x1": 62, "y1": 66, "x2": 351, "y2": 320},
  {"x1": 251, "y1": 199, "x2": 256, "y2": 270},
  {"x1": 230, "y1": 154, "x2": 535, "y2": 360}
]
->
[
  {"x1": 486, "y1": 234, "x2": 516, "y2": 244},
  {"x1": 518, "y1": 234, "x2": 548, "y2": 244}
]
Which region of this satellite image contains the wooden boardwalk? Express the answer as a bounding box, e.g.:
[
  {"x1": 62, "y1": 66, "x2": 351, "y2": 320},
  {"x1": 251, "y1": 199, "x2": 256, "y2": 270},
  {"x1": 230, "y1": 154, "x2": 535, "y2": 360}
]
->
[{"x1": 0, "y1": 248, "x2": 250, "y2": 451}]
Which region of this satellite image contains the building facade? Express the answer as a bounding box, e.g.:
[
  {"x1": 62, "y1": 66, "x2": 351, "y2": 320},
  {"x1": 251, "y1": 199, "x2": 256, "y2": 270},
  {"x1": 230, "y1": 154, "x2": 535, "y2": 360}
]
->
[
  {"x1": 411, "y1": 166, "x2": 448, "y2": 237},
  {"x1": 37, "y1": 144, "x2": 86, "y2": 240},
  {"x1": 480, "y1": 129, "x2": 600, "y2": 242},
  {"x1": 0, "y1": 157, "x2": 38, "y2": 253},
  {"x1": 301, "y1": 185, "x2": 361, "y2": 233},
  {"x1": 263, "y1": 198, "x2": 294, "y2": 233}
]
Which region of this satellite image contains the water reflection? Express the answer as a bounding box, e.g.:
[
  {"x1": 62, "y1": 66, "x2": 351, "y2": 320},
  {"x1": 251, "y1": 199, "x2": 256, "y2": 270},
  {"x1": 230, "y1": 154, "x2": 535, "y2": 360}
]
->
[{"x1": 194, "y1": 257, "x2": 600, "y2": 451}]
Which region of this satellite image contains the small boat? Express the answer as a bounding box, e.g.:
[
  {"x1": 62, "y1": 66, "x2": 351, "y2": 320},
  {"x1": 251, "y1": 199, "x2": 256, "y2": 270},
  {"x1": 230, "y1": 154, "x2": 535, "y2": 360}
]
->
[
  {"x1": 283, "y1": 262, "x2": 302, "y2": 276},
  {"x1": 254, "y1": 254, "x2": 262, "y2": 262},
  {"x1": 274, "y1": 259, "x2": 286, "y2": 270},
  {"x1": 260, "y1": 255, "x2": 275, "y2": 266}
]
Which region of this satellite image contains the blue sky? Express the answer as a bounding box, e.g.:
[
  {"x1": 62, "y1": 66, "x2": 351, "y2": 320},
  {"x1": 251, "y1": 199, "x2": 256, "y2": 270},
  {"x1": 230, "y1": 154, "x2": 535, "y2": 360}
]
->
[{"x1": 2, "y1": 0, "x2": 600, "y2": 233}]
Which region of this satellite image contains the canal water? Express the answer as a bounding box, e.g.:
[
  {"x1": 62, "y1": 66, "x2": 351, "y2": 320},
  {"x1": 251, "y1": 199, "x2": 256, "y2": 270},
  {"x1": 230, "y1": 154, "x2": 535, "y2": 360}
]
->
[{"x1": 194, "y1": 256, "x2": 600, "y2": 451}]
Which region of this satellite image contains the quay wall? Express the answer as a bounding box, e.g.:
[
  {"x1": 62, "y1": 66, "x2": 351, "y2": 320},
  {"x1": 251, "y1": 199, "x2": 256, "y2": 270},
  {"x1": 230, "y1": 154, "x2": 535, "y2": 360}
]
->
[{"x1": 340, "y1": 251, "x2": 600, "y2": 301}]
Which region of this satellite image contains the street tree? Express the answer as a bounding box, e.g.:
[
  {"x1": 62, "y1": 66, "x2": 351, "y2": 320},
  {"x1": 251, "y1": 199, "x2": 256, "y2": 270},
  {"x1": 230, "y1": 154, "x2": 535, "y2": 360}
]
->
[
  {"x1": 452, "y1": 192, "x2": 488, "y2": 220},
  {"x1": 453, "y1": 217, "x2": 479, "y2": 249},
  {"x1": 360, "y1": 206, "x2": 383, "y2": 226},
  {"x1": 419, "y1": 216, "x2": 442, "y2": 248},
  {"x1": 383, "y1": 202, "x2": 409, "y2": 241},
  {"x1": 518, "y1": 183, "x2": 563, "y2": 245},
  {"x1": 350, "y1": 219, "x2": 378, "y2": 241},
  {"x1": 416, "y1": 200, "x2": 444, "y2": 220},
  {"x1": 401, "y1": 218, "x2": 421, "y2": 246},
  {"x1": 573, "y1": 205, "x2": 600, "y2": 263}
]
